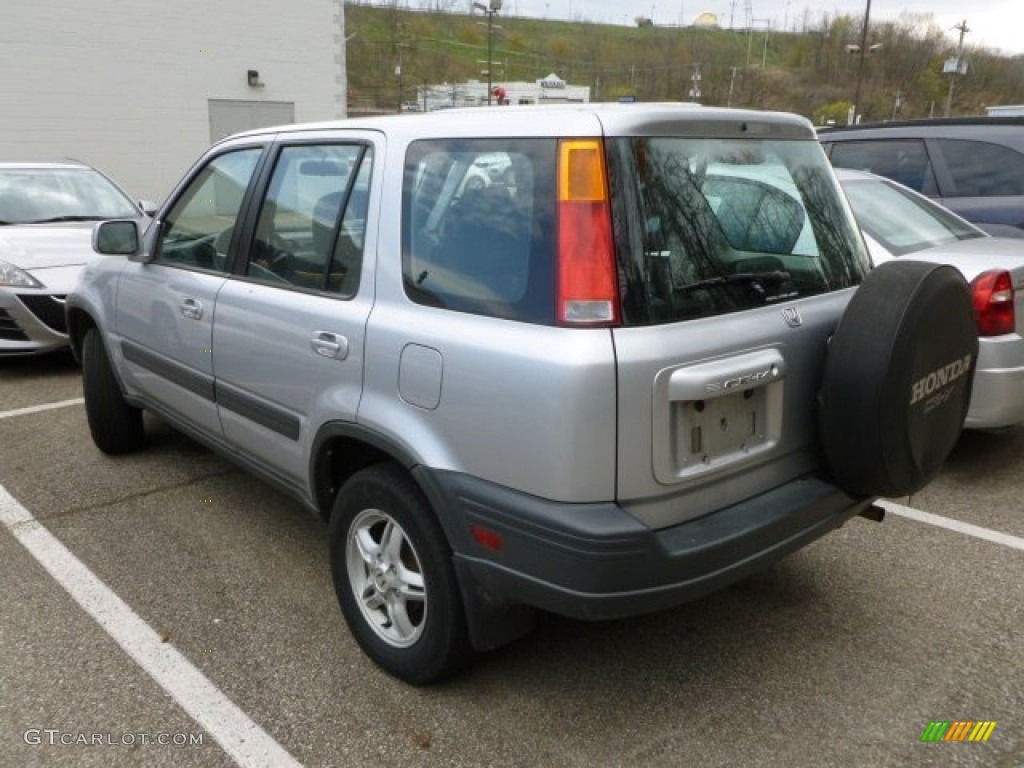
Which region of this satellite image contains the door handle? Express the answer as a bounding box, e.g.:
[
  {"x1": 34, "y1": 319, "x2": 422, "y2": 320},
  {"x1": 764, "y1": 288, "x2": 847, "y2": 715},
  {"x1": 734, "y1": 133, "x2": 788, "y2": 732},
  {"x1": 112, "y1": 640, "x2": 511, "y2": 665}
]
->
[
  {"x1": 179, "y1": 297, "x2": 204, "y2": 320},
  {"x1": 310, "y1": 331, "x2": 349, "y2": 360}
]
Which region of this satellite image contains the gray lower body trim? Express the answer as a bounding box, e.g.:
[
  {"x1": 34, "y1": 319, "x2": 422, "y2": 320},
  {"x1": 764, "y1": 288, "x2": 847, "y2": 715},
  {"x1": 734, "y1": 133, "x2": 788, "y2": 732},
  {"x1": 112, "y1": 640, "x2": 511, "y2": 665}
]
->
[
  {"x1": 215, "y1": 381, "x2": 301, "y2": 441},
  {"x1": 422, "y1": 469, "x2": 873, "y2": 621},
  {"x1": 121, "y1": 340, "x2": 300, "y2": 441},
  {"x1": 121, "y1": 340, "x2": 215, "y2": 402}
]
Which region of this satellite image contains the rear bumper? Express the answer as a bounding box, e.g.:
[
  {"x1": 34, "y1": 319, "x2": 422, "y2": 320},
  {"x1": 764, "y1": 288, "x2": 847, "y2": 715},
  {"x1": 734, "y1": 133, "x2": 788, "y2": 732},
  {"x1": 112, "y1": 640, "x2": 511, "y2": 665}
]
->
[
  {"x1": 419, "y1": 468, "x2": 873, "y2": 621},
  {"x1": 964, "y1": 335, "x2": 1024, "y2": 429}
]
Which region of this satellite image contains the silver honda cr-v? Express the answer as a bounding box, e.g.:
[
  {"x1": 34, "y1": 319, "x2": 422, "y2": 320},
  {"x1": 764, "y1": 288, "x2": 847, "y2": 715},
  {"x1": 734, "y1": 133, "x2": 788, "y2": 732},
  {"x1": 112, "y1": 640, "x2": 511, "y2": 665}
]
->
[{"x1": 68, "y1": 104, "x2": 978, "y2": 683}]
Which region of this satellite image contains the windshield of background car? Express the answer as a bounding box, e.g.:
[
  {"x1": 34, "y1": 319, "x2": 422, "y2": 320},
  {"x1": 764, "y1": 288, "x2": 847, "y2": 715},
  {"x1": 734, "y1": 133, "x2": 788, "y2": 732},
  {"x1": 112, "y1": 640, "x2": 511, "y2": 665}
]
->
[
  {"x1": 0, "y1": 168, "x2": 139, "y2": 224},
  {"x1": 840, "y1": 177, "x2": 987, "y2": 256},
  {"x1": 607, "y1": 137, "x2": 870, "y2": 325}
]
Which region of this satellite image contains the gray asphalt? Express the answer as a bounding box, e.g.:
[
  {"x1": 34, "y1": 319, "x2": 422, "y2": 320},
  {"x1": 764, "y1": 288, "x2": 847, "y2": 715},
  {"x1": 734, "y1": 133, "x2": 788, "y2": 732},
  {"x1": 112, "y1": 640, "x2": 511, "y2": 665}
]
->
[{"x1": 2, "y1": 352, "x2": 1021, "y2": 767}]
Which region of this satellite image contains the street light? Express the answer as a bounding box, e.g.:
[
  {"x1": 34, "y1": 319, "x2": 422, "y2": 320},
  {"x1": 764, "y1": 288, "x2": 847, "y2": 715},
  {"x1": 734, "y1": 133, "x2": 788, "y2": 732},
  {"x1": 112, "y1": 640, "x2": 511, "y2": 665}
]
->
[{"x1": 473, "y1": 0, "x2": 503, "y2": 105}]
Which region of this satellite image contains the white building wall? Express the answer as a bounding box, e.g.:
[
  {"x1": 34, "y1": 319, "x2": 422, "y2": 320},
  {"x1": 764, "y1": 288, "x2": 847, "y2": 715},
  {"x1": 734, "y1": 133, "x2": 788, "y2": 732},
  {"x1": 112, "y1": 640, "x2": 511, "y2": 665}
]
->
[{"x1": 0, "y1": 0, "x2": 345, "y2": 203}]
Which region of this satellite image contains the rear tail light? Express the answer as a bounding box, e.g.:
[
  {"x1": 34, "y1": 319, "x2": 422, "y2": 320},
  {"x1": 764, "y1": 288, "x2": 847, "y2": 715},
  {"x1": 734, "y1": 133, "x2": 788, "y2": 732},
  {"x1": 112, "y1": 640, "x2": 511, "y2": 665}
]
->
[
  {"x1": 970, "y1": 269, "x2": 1016, "y2": 337},
  {"x1": 556, "y1": 139, "x2": 620, "y2": 326}
]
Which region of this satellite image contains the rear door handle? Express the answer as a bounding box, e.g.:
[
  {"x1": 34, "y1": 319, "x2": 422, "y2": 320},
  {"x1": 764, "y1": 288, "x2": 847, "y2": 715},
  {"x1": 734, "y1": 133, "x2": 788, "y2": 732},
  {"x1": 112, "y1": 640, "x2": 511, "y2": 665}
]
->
[
  {"x1": 180, "y1": 297, "x2": 204, "y2": 320},
  {"x1": 310, "y1": 331, "x2": 349, "y2": 360}
]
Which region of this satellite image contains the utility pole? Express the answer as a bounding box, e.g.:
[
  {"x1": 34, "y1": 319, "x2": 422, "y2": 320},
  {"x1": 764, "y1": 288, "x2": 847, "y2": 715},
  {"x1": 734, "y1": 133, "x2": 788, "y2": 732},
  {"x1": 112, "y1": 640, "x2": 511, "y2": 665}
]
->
[
  {"x1": 747, "y1": 17, "x2": 769, "y2": 70},
  {"x1": 473, "y1": 0, "x2": 503, "y2": 105},
  {"x1": 944, "y1": 20, "x2": 970, "y2": 117},
  {"x1": 851, "y1": 0, "x2": 872, "y2": 124},
  {"x1": 391, "y1": 22, "x2": 408, "y2": 115},
  {"x1": 744, "y1": 0, "x2": 753, "y2": 68},
  {"x1": 727, "y1": 66, "x2": 738, "y2": 107},
  {"x1": 762, "y1": 20, "x2": 770, "y2": 68},
  {"x1": 395, "y1": 57, "x2": 403, "y2": 114}
]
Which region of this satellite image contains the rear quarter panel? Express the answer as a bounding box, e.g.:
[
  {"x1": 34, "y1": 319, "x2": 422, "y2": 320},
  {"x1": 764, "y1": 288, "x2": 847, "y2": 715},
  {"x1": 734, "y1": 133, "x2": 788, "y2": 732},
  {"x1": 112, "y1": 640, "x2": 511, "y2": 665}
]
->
[
  {"x1": 359, "y1": 301, "x2": 619, "y2": 503},
  {"x1": 357, "y1": 122, "x2": 618, "y2": 503}
]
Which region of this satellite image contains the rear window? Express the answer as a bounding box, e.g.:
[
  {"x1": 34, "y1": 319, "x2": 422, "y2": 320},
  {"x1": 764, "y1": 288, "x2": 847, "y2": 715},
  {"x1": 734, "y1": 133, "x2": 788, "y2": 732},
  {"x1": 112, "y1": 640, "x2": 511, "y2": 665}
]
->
[
  {"x1": 608, "y1": 137, "x2": 870, "y2": 325},
  {"x1": 842, "y1": 177, "x2": 984, "y2": 256},
  {"x1": 402, "y1": 139, "x2": 557, "y2": 324}
]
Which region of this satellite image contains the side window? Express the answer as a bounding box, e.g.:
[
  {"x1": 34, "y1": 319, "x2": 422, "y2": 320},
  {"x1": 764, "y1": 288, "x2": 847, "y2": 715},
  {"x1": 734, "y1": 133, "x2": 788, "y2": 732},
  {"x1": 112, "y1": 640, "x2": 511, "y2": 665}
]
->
[
  {"x1": 828, "y1": 139, "x2": 938, "y2": 196},
  {"x1": 247, "y1": 144, "x2": 370, "y2": 297},
  {"x1": 402, "y1": 139, "x2": 557, "y2": 323},
  {"x1": 158, "y1": 149, "x2": 262, "y2": 271},
  {"x1": 936, "y1": 139, "x2": 1024, "y2": 197}
]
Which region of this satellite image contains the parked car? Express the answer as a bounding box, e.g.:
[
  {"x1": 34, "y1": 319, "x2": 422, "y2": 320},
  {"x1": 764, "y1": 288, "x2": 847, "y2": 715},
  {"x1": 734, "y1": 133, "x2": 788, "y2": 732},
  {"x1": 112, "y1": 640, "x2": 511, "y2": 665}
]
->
[
  {"x1": 836, "y1": 168, "x2": 1024, "y2": 430},
  {"x1": 0, "y1": 161, "x2": 150, "y2": 355},
  {"x1": 457, "y1": 161, "x2": 491, "y2": 194},
  {"x1": 819, "y1": 117, "x2": 1024, "y2": 237},
  {"x1": 471, "y1": 151, "x2": 513, "y2": 184},
  {"x1": 68, "y1": 105, "x2": 978, "y2": 683}
]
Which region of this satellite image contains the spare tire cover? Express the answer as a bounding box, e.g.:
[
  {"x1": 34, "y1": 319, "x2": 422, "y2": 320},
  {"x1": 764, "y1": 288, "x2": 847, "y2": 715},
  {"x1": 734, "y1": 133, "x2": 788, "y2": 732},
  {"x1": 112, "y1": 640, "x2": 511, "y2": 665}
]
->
[{"x1": 820, "y1": 260, "x2": 978, "y2": 498}]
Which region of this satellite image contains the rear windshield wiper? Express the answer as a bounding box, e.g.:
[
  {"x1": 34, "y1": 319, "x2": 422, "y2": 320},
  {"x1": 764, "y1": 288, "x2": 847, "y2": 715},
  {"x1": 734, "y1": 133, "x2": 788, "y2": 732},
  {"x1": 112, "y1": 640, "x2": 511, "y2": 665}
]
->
[
  {"x1": 680, "y1": 270, "x2": 792, "y2": 292},
  {"x1": 27, "y1": 215, "x2": 105, "y2": 224}
]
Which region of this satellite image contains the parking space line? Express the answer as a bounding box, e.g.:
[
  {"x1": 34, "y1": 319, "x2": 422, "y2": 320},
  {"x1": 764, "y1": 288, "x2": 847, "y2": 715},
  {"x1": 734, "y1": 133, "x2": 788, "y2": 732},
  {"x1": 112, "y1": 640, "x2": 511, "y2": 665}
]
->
[
  {"x1": 878, "y1": 499, "x2": 1024, "y2": 552},
  {"x1": 0, "y1": 398, "x2": 84, "y2": 420},
  {"x1": 0, "y1": 484, "x2": 303, "y2": 768}
]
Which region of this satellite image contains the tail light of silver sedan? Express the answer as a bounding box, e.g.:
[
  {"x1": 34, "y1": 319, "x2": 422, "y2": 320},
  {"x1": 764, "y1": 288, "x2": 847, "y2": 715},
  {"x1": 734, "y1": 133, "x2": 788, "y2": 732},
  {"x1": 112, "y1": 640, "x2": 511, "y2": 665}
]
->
[{"x1": 970, "y1": 269, "x2": 1016, "y2": 336}]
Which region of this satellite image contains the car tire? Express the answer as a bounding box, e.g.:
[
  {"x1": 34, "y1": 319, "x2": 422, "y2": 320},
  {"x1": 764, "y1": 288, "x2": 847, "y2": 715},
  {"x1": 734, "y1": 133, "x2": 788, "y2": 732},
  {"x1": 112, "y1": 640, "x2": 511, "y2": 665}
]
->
[
  {"x1": 328, "y1": 463, "x2": 471, "y2": 684},
  {"x1": 819, "y1": 260, "x2": 978, "y2": 498},
  {"x1": 82, "y1": 328, "x2": 144, "y2": 454}
]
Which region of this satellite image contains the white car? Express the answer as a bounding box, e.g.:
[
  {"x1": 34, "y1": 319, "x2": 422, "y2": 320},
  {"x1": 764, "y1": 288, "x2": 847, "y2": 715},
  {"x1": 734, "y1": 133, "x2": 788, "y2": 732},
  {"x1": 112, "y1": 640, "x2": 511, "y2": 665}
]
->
[
  {"x1": 836, "y1": 168, "x2": 1024, "y2": 429},
  {"x1": 0, "y1": 161, "x2": 150, "y2": 355},
  {"x1": 472, "y1": 152, "x2": 513, "y2": 183}
]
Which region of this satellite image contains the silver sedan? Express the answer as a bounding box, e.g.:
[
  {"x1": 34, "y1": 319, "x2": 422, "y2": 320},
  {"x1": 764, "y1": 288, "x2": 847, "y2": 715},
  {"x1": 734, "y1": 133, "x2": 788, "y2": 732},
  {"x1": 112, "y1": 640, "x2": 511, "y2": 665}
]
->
[
  {"x1": 0, "y1": 162, "x2": 149, "y2": 355},
  {"x1": 837, "y1": 168, "x2": 1024, "y2": 430}
]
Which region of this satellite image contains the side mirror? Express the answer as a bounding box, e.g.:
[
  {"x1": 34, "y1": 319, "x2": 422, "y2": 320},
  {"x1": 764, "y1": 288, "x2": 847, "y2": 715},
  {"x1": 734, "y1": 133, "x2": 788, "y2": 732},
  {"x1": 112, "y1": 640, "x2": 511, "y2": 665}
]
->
[{"x1": 93, "y1": 220, "x2": 141, "y2": 256}]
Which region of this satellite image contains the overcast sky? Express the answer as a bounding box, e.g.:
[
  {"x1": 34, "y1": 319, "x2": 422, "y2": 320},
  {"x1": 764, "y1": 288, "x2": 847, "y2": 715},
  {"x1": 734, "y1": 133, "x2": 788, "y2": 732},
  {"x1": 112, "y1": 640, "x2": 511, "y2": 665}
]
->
[{"x1": 495, "y1": 0, "x2": 1024, "y2": 55}]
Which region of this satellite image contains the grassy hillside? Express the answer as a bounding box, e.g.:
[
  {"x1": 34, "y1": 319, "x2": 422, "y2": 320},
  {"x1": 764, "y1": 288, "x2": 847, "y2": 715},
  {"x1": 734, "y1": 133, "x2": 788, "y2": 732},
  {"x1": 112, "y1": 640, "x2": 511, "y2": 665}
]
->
[{"x1": 345, "y1": 3, "x2": 1024, "y2": 123}]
